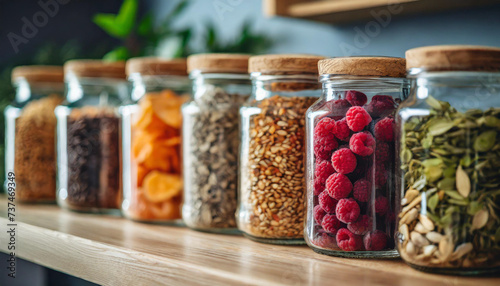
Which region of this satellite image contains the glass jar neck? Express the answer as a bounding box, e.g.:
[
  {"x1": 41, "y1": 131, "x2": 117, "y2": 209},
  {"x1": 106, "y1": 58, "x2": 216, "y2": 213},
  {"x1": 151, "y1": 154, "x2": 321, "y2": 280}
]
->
[
  {"x1": 13, "y1": 78, "x2": 64, "y2": 107},
  {"x1": 128, "y1": 73, "x2": 191, "y2": 102},
  {"x1": 409, "y1": 71, "x2": 500, "y2": 100},
  {"x1": 65, "y1": 73, "x2": 129, "y2": 107},
  {"x1": 320, "y1": 75, "x2": 407, "y2": 101},
  {"x1": 251, "y1": 73, "x2": 320, "y2": 101},
  {"x1": 190, "y1": 72, "x2": 251, "y2": 102}
]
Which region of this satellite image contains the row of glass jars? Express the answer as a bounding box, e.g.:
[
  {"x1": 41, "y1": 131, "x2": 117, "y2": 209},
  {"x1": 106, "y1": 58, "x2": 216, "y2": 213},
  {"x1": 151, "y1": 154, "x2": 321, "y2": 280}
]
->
[{"x1": 5, "y1": 47, "x2": 500, "y2": 275}]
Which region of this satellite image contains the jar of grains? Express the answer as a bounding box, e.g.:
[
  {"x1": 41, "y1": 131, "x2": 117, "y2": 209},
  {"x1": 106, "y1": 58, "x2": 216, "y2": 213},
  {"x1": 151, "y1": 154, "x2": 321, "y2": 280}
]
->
[
  {"x1": 182, "y1": 54, "x2": 251, "y2": 233},
  {"x1": 55, "y1": 60, "x2": 128, "y2": 213},
  {"x1": 121, "y1": 57, "x2": 190, "y2": 223},
  {"x1": 305, "y1": 57, "x2": 408, "y2": 257},
  {"x1": 238, "y1": 54, "x2": 324, "y2": 244},
  {"x1": 396, "y1": 45, "x2": 500, "y2": 274},
  {"x1": 4, "y1": 66, "x2": 64, "y2": 203}
]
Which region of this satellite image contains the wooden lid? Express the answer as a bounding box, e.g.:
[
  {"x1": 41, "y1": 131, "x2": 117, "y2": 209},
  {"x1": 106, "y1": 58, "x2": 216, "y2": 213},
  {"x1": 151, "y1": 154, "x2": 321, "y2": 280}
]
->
[
  {"x1": 318, "y1": 57, "x2": 406, "y2": 78},
  {"x1": 12, "y1": 65, "x2": 64, "y2": 83},
  {"x1": 187, "y1": 53, "x2": 250, "y2": 74},
  {"x1": 249, "y1": 54, "x2": 324, "y2": 74},
  {"x1": 406, "y1": 45, "x2": 500, "y2": 72},
  {"x1": 126, "y1": 57, "x2": 187, "y2": 76},
  {"x1": 64, "y1": 60, "x2": 126, "y2": 79}
]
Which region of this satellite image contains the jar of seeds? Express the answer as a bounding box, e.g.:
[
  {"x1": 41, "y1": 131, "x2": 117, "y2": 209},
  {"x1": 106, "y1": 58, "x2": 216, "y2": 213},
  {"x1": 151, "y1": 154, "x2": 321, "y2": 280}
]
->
[
  {"x1": 4, "y1": 66, "x2": 64, "y2": 203},
  {"x1": 56, "y1": 60, "x2": 128, "y2": 213},
  {"x1": 121, "y1": 57, "x2": 190, "y2": 223},
  {"x1": 182, "y1": 54, "x2": 251, "y2": 233},
  {"x1": 238, "y1": 54, "x2": 324, "y2": 244},
  {"x1": 397, "y1": 45, "x2": 500, "y2": 275},
  {"x1": 305, "y1": 57, "x2": 408, "y2": 257}
]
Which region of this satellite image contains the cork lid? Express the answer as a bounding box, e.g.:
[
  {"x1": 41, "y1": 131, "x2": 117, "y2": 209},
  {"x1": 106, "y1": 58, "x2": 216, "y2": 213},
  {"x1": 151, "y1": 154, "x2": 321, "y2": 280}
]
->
[
  {"x1": 187, "y1": 53, "x2": 250, "y2": 74},
  {"x1": 126, "y1": 57, "x2": 188, "y2": 76},
  {"x1": 406, "y1": 45, "x2": 500, "y2": 72},
  {"x1": 318, "y1": 57, "x2": 406, "y2": 78},
  {"x1": 12, "y1": 65, "x2": 64, "y2": 83},
  {"x1": 249, "y1": 54, "x2": 325, "y2": 75},
  {"x1": 64, "y1": 60, "x2": 126, "y2": 79}
]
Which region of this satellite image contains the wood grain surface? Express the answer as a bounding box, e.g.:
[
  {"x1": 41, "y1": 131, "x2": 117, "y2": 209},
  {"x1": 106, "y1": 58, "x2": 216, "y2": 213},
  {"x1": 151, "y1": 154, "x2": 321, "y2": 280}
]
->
[
  {"x1": 264, "y1": 0, "x2": 497, "y2": 24},
  {"x1": 0, "y1": 198, "x2": 498, "y2": 286}
]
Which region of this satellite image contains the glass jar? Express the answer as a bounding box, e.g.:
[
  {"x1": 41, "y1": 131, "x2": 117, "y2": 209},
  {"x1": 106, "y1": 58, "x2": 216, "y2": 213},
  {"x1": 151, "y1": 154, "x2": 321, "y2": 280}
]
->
[
  {"x1": 305, "y1": 57, "x2": 408, "y2": 257},
  {"x1": 55, "y1": 60, "x2": 128, "y2": 213},
  {"x1": 121, "y1": 57, "x2": 190, "y2": 223},
  {"x1": 182, "y1": 54, "x2": 251, "y2": 233},
  {"x1": 238, "y1": 54, "x2": 324, "y2": 244},
  {"x1": 4, "y1": 66, "x2": 64, "y2": 203},
  {"x1": 396, "y1": 46, "x2": 500, "y2": 274}
]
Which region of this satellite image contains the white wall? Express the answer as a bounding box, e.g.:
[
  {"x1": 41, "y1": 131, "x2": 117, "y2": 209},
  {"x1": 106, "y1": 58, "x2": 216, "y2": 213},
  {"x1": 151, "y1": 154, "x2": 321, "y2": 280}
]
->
[{"x1": 149, "y1": 0, "x2": 500, "y2": 57}]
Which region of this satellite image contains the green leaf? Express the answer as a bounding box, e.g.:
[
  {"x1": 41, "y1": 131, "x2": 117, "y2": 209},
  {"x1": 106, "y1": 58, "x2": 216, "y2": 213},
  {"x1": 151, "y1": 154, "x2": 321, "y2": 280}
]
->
[
  {"x1": 115, "y1": 0, "x2": 138, "y2": 35},
  {"x1": 138, "y1": 13, "x2": 153, "y2": 36},
  {"x1": 93, "y1": 14, "x2": 126, "y2": 38},
  {"x1": 474, "y1": 130, "x2": 497, "y2": 152},
  {"x1": 92, "y1": 0, "x2": 138, "y2": 39},
  {"x1": 428, "y1": 193, "x2": 439, "y2": 213},
  {"x1": 467, "y1": 201, "x2": 484, "y2": 216},
  {"x1": 103, "y1": 46, "x2": 130, "y2": 61}
]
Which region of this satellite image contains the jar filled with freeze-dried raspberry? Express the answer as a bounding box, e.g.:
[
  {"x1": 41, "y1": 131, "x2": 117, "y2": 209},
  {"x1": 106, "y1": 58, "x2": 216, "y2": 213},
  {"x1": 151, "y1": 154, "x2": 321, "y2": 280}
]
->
[
  {"x1": 182, "y1": 54, "x2": 251, "y2": 233},
  {"x1": 305, "y1": 57, "x2": 408, "y2": 257},
  {"x1": 4, "y1": 66, "x2": 64, "y2": 203},
  {"x1": 238, "y1": 54, "x2": 324, "y2": 244},
  {"x1": 55, "y1": 60, "x2": 129, "y2": 213},
  {"x1": 121, "y1": 57, "x2": 190, "y2": 223}
]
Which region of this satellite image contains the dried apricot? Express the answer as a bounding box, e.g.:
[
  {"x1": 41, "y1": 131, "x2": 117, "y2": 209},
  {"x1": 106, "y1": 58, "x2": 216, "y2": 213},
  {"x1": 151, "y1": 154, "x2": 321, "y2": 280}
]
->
[{"x1": 143, "y1": 171, "x2": 182, "y2": 203}]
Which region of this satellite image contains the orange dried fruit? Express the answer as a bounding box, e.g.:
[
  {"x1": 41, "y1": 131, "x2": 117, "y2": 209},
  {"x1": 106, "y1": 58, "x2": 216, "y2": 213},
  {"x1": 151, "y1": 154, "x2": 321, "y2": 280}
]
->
[
  {"x1": 136, "y1": 164, "x2": 149, "y2": 187},
  {"x1": 143, "y1": 171, "x2": 182, "y2": 203},
  {"x1": 142, "y1": 144, "x2": 174, "y2": 172},
  {"x1": 148, "y1": 91, "x2": 189, "y2": 129},
  {"x1": 150, "y1": 198, "x2": 182, "y2": 219}
]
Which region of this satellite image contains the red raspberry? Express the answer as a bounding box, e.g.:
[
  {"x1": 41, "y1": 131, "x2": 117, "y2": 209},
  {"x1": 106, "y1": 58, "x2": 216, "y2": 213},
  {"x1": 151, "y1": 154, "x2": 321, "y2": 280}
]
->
[
  {"x1": 313, "y1": 205, "x2": 327, "y2": 224},
  {"x1": 375, "y1": 196, "x2": 389, "y2": 215},
  {"x1": 333, "y1": 118, "x2": 350, "y2": 141},
  {"x1": 346, "y1": 90, "x2": 368, "y2": 106},
  {"x1": 349, "y1": 131, "x2": 375, "y2": 156},
  {"x1": 363, "y1": 230, "x2": 388, "y2": 251},
  {"x1": 322, "y1": 214, "x2": 342, "y2": 234},
  {"x1": 347, "y1": 215, "x2": 373, "y2": 235},
  {"x1": 331, "y1": 148, "x2": 357, "y2": 174},
  {"x1": 312, "y1": 233, "x2": 337, "y2": 248},
  {"x1": 335, "y1": 198, "x2": 360, "y2": 223},
  {"x1": 374, "y1": 117, "x2": 394, "y2": 141},
  {"x1": 326, "y1": 173, "x2": 352, "y2": 200},
  {"x1": 314, "y1": 117, "x2": 336, "y2": 138},
  {"x1": 314, "y1": 178, "x2": 325, "y2": 196},
  {"x1": 336, "y1": 228, "x2": 363, "y2": 251},
  {"x1": 319, "y1": 191, "x2": 338, "y2": 214},
  {"x1": 315, "y1": 160, "x2": 335, "y2": 184},
  {"x1": 375, "y1": 164, "x2": 387, "y2": 188},
  {"x1": 366, "y1": 95, "x2": 396, "y2": 117},
  {"x1": 353, "y1": 179, "x2": 371, "y2": 203},
  {"x1": 327, "y1": 99, "x2": 351, "y2": 115},
  {"x1": 314, "y1": 136, "x2": 338, "y2": 160},
  {"x1": 375, "y1": 141, "x2": 390, "y2": 164},
  {"x1": 368, "y1": 164, "x2": 387, "y2": 188},
  {"x1": 346, "y1": 106, "x2": 372, "y2": 132}
]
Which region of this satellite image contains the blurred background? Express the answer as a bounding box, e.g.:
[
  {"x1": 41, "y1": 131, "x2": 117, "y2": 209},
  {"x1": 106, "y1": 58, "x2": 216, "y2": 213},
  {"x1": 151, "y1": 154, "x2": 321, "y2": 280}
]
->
[{"x1": 1, "y1": 0, "x2": 500, "y2": 285}]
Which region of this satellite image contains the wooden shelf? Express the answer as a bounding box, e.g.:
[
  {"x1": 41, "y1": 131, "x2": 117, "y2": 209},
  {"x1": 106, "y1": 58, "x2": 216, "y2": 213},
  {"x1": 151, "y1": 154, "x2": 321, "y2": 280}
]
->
[
  {"x1": 0, "y1": 198, "x2": 499, "y2": 285},
  {"x1": 264, "y1": 0, "x2": 499, "y2": 24}
]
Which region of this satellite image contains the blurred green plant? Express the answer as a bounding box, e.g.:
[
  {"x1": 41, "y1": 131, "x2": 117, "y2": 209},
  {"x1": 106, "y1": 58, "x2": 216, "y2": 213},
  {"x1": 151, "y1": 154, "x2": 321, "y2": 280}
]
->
[
  {"x1": 203, "y1": 20, "x2": 273, "y2": 54},
  {"x1": 93, "y1": 0, "x2": 193, "y2": 60},
  {"x1": 94, "y1": 0, "x2": 274, "y2": 59}
]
